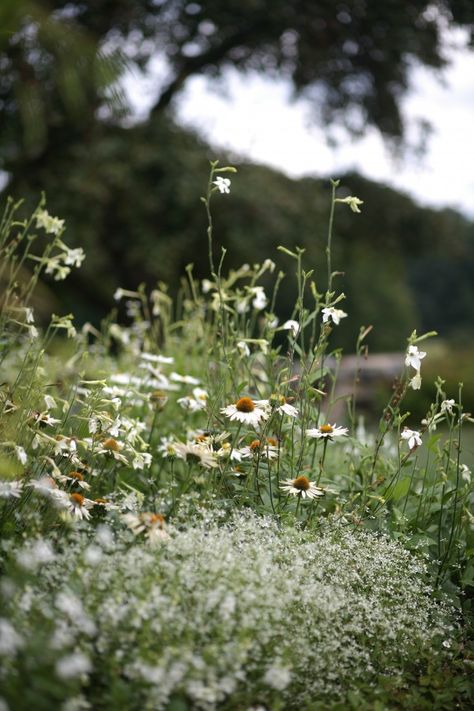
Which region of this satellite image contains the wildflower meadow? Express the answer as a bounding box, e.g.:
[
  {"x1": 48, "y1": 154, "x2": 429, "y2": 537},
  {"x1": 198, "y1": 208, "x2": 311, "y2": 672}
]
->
[{"x1": 0, "y1": 163, "x2": 473, "y2": 710}]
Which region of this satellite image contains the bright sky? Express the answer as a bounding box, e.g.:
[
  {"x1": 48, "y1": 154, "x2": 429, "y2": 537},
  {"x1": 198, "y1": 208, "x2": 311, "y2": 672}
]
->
[{"x1": 125, "y1": 40, "x2": 474, "y2": 218}]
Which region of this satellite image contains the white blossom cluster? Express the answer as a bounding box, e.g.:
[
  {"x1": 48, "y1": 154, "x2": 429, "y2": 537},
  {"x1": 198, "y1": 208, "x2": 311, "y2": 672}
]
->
[{"x1": 0, "y1": 513, "x2": 457, "y2": 710}]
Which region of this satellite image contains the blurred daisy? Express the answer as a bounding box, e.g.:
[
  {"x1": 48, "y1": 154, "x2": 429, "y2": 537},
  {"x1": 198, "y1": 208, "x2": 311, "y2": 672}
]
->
[
  {"x1": 66, "y1": 493, "x2": 94, "y2": 520},
  {"x1": 269, "y1": 394, "x2": 298, "y2": 418},
  {"x1": 221, "y1": 397, "x2": 269, "y2": 427},
  {"x1": 401, "y1": 428, "x2": 422, "y2": 450},
  {"x1": 0, "y1": 481, "x2": 23, "y2": 499},
  {"x1": 123, "y1": 512, "x2": 169, "y2": 544},
  {"x1": 177, "y1": 387, "x2": 208, "y2": 412},
  {"x1": 306, "y1": 423, "x2": 348, "y2": 440},
  {"x1": 280, "y1": 476, "x2": 325, "y2": 499},
  {"x1": 240, "y1": 438, "x2": 279, "y2": 460},
  {"x1": 173, "y1": 441, "x2": 218, "y2": 469},
  {"x1": 322, "y1": 307, "x2": 347, "y2": 325}
]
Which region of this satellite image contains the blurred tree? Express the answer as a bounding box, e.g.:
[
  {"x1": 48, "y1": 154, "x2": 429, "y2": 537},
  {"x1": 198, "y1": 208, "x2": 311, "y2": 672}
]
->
[{"x1": 1, "y1": 0, "x2": 474, "y2": 177}]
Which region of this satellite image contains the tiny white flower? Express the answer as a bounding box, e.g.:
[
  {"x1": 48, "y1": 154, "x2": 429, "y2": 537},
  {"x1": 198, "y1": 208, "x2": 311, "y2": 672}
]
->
[
  {"x1": 405, "y1": 345, "x2": 426, "y2": 371},
  {"x1": 251, "y1": 286, "x2": 267, "y2": 311},
  {"x1": 213, "y1": 176, "x2": 231, "y2": 194},
  {"x1": 237, "y1": 340, "x2": 251, "y2": 357},
  {"x1": 0, "y1": 481, "x2": 23, "y2": 499},
  {"x1": 15, "y1": 446, "x2": 28, "y2": 465},
  {"x1": 322, "y1": 307, "x2": 347, "y2": 325},
  {"x1": 401, "y1": 428, "x2": 422, "y2": 450}
]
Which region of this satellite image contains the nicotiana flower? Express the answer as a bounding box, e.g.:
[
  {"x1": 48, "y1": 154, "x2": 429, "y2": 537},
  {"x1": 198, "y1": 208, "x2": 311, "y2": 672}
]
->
[
  {"x1": 322, "y1": 307, "x2": 347, "y2": 325},
  {"x1": 440, "y1": 399, "x2": 455, "y2": 414},
  {"x1": 335, "y1": 195, "x2": 364, "y2": 213},
  {"x1": 405, "y1": 345, "x2": 426, "y2": 371},
  {"x1": 251, "y1": 286, "x2": 268, "y2": 311},
  {"x1": 282, "y1": 319, "x2": 300, "y2": 337},
  {"x1": 280, "y1": 475, "x2": 325, "y2": 499},
  {"x1": 306, "y1": 423, "x2": 348, "y2": 440},
  {"x1": 213, "y1": 176, "x2": 231, "y2": 194},
  {"x1": 409, "y1": 372, "x2": 422, "y2": 390},
  {"x1": 221, "y1": 397, "x2": 269, "y2": 427},
  {"x1": 401, "y1": 428, "x2": 422, "y2": 450},
  {"x1": 34, "y1": 208, "x2": 65, "y2": 235}
]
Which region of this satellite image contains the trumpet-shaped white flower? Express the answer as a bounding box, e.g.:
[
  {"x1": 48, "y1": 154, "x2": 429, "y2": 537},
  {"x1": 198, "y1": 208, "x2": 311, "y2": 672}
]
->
[
  {"x1": 409, "y1": 372, "x2": 422, "y2": 390},
  {"x1": 322, "y1": 307, "x2": 347, "y2": 325},
  {"x1": 335, "y1": 196, "x2": 363, "y2": 213},
  {"x1": 282, "y1": 320, "x2": 300, "y2": 337},
  {"x1": 401, "y1": 428, "x2": 422, "y2": 450},
  {"x1": 280, "y1": 475, "x2": 325, "y2": 499},
  {"x1": 221, "y1": 397, "x2": 269, "y2": 427},
  {"x1": 440, "y1": 399, "x2": 455, "y2": 414},
  {"x1": 213, "y1": 176, "x2": 231, "y2": 194},
  {"x1": 405, "y1": 345, "x2": 426, "y2": 371},
  {"x1": 251, "y1": 286, "x2": 268, "y2": 311}
]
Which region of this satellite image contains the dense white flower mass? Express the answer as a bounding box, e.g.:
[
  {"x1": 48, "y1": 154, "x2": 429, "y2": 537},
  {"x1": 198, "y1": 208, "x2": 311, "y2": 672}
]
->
[{"x1": 0, "y1": 513, "x2": 456, "y2": 710}]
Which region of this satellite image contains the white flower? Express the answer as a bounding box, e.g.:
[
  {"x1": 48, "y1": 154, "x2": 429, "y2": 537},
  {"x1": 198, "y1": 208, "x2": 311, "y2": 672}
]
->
[
  {"x1": 213, "y1": 176, "x2": 231, "y2": 194},
  {"x1": 237, "y1": 340, "x2": 251, "y2": 357},
  {"x1": 15, "y1": 446, "x2": 27, "y2": 465},
  {"x1": 405, "y1": 345, "x2": 426, "y2": 371},
  {"x1": 280, "y1": 475, "x2": 325, "y2": 499},
  {"x1": 240, "y1": 437, "x2": 279, "y2": 460},
  {"x1": 440, "y1": 399, "x2": 455, "y2": 414},
  {"x1": 262, "y1": 258, "x2": 276, "y2": 273},
  {"x1": 322, "y1": 307, "x2": 347, "y2": 325},
  {"x1": 0, "y1": 481, "x2": 23, "y2": 499},
  {"x1": 221, "y1": 397, "x2": 269, "y2": 427},
  {"x1": 401, "y1": 428, "x2": 422, "y2": 450},
  {"x1": 123, "y1": 512, "x2": 169, "y2": 544},
  {"x1": 35, "y1": 208, "x2": 65, "y2": 235},
  {"x1": 56, "y1": 652, "x2": 91, "y2": 680},
  {"x1": 263, "y1": 665, "x2": 292, "y2": 691},
  {"x1": 0, "y1": 619, "x2": 24, "y2": 656},
  {"x1": 170, "y1": 372, "x2": 200, "y2": 385},
  {"x1": 65, "y1": 493, "x2": 95, "y2": 520},
  {"x1": 173, "y1": 441, "x2": 218, "y2": 469},
  {"x1": 335, "y1": 195, "x2": 363, "y2": 213},
  {"x1": 269, "y1": 395, "x2": 298, "y2": 418},
  {"x1": 282, "y1": 320, "x2": 300, "y2": 337},
  {"x1": 306, "y1": 423, "x2": 348, "y2": 440},
  {"x1": 177, "y1": 388, "x2": 208, "y2": 412},
  {"x1": 409, "y1": 372, "x2": 422, "y2": 390},
  {"x1": 251, "y1": 286, "x2": 267, "y2": 311}
]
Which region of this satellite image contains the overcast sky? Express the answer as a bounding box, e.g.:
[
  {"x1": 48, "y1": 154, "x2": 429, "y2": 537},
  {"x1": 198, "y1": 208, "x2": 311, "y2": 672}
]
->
[{"x1": 125, "y1": 37, "x2": 474, "y2": 218}]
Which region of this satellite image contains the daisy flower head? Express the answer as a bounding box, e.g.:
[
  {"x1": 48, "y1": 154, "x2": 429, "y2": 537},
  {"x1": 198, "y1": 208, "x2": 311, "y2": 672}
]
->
[
  {"x1": 123, "y1": 512, "x2": 169, "y2": 544},
  {"x1": 405, "y1": 345, "x2": 426, "y2": 371},
  {"x1": 240, "y1": 438, "x2": 279, "y2": 460},
  {"x1": 66, "y1": 493, "x2": 94, "y2": 520},
  {"x1": 221, "y1": 397, "x2": 269, "y2": 427},
  {"x1": 280, "y1": 475, "x2": 325, "y2": 499},
  {"x1": 306, "y1": 423, "x2": 348, "y2": 440},
  {"x1": 322, "y1": 307, "x2": 347, "y2": 325},
  {"x1": 213, "y1": 176, "x2": 231, "y2": 194},
  {"x1": 173, "y1": 441, "x2": 218, "y2": 469},
  {"x1": 269, "y1": 394, "x2": 298, "y2": 418},
  {"x1": 401, "y1": 428, "x2": 422, "y2": 450}
]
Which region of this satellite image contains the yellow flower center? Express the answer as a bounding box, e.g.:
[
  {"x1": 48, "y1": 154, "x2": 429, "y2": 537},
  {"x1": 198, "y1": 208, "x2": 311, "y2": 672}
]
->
[
  {"x1": 250, "y1": 439, "x2": 261, "y2": 451},
  {"x1": 69, "y1": 471, "x2": 84, "y2": 481},
  {"x1": 70, "y1": 493, "x2": 85, "y2": 506},
  {"x1": 236, "y1": 397, "x2": 255, "y2": 413},
  {"x1": 102, "y1": 437, "x2": 120, "y2": 451},
  {"x1": 266, "y1": 437, "x2": 278, "y2": 447},
  {"x1": 293, "y1": 475, "x2": 310, "y2": 491},
  {"x1": 319, "y1": 424, "x2": 334, "y2": 434}
]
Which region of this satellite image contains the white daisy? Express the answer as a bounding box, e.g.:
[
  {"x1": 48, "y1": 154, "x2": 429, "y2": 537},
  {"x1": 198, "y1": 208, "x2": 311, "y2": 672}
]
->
[
  {"x1": 401, "y1": 428, "x2": 422, "y2": 450},
  {"x1": 221, "y1": 397, "x2": 269, "y2": 427},
  {"x1": 269, "y1": 395, "x2": 298, "y2": 418},
  {"x1": 280, "y1": 475, "x2": 325, "y2": 499},
  {"x1": 0, "y1": 481, "x2": 24, "y2": 499},
  {"x1": 65, "y1": 493, "x2": 94, "y2": 520},
  {"x1": 240, "y1": 437, "x2": 279, "y2": 460},
  {"x1": 177, "y1": 387, "x2": 208, "y2": 412},
  {"x1": 173, "y1": 441, "x2": 218, "y2": 469},
  {"x1": 306, "y1": 423, "x2": 348, "y2": 440},
  {"x1": 123, "y1": 512, "x2": 169, "y2": 544}
]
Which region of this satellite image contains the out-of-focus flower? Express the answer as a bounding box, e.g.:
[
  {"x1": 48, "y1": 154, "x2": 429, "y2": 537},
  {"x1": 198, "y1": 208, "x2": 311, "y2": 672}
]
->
[
  {"x1": 335, "y1": 196, "x2": 363, "y2": 213},
  {"x1": 401, "y1": 428, "x2": 422, "y2": 450},
  {"x1": 213, "y1": 176, "x2": 231, "y2": 194}
]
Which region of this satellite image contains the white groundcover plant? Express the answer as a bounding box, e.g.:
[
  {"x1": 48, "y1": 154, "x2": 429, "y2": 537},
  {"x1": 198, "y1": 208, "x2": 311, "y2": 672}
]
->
[{"x1": 0, "y1": 512, "x2": 457, "y2": 710}]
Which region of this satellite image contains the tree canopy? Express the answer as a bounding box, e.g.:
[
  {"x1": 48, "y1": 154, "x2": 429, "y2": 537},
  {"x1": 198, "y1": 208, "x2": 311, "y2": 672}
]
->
[{"x1": 1, "y1": 0, "x2": 474, "y2": 174}]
